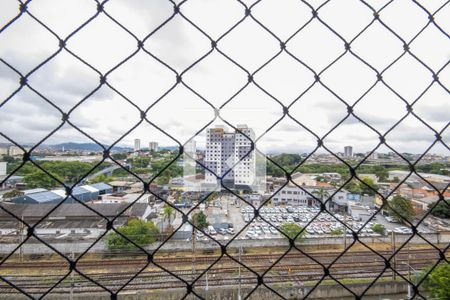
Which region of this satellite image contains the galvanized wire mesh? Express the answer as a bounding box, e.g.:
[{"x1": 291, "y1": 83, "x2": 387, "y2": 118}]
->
[{"x1": 0, "y1": 0, "x2": 449, "y2": 299}]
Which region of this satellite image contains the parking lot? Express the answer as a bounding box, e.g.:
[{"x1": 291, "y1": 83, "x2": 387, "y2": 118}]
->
[{"x1": 171, "y1": 194, "x2": 435, "y2": 242}]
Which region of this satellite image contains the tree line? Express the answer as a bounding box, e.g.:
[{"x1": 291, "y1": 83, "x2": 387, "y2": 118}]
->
[{"x1": 266, "y1": 154, "x2": 450, "y2": 180}]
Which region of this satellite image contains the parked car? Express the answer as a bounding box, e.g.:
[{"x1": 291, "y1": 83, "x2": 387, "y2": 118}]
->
[{"x1": 208, "y1": 225, "x2": 217, "y2": 235}]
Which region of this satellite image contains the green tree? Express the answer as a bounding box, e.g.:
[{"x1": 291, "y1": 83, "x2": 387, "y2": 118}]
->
[
  {"x1": 313, "y1": 187, "x2": 330, "y2": 208},
  {"x1": 330, "y1": 227, "x2": 344, "y2": 236},
  {"x1": 24, "y1": 170, "x2": 63, "y2": 189},
  {"x1": 344, "y1": 180, "x2": 363, "y2": 194},
  {"x1": 111, "y1": 153, "x2": 128, "y2": 160},
  {"x1": 315, "y1": 175, "x2": 327, "y2": 182},
  {"x1": 387, "y1": 195, "x2": 415, "y2": 224},
  {"x1": 428, "y1": 200, "x2": 450, "y2": 219},
  {"x1": 359, "y1": 177, "x2": 378, "y2": 196},
  {"x1": 163, "y1": 206, "x2": 175, "y2": 224},
  {"x1": 313, "y1": 187, "x2": 330, "y2": 201},
  {"x1": 133, "y1": 157, "x2": 151, "y2": 168},
  {"x1": 373, "y1": 165, "x2": 388, "y2": 182},
  {"x1": 392, "y1": 176, "x2": 400, "y2": 183},
  {"x1": 192, "y1": 211, "x2": 209, "y2": 230},
  {"x1": 417, "y1": 263, "x2": 450, "y2": 300},
  {"x1": 371, "y1": 223, "x2": 386, "y2": 235},
  {"x1": 2, "y1": 189, "x2": 24, "y2": 200},
  {"x1": 107, "y1": 219, "x2": 159, "y2": 250},
  {"x1": 112, "y1": 168, "x2": 130, "y2": 177},
  {"x1": 134, "y1": 167, "x2": 151, "y2": 174},
  {"x1": 280, "y1": 223, "x2": 305, "y2": 241},
  {"x1": 2, "y1": 155, "x2": 19, "y2": 164},
  {"x1": 155, "y1": 172, "x2": 171, "y2": 185},
  {"x1": 89, "y1": 173, "x2": 113, "y2": 184}
]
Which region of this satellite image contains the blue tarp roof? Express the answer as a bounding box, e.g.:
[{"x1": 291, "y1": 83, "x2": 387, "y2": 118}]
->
[{"x1": 89, "y1": 183, "x2": 112, "y2": 191}]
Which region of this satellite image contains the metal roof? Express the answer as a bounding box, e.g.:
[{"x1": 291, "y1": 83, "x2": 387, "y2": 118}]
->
[
  {"x1": 23, "y1": 188, "x2": 48, "y2": 195},
  {"x1": 27, "y1": 191, "x2": 64, "y2": 203},
  {"x1": 72, "y1": 186, "x2": 88, "y2": 194},
  {"x1": 51, "y1": 190, "x2": 66, "y2": 197},
  {"x1": 89, "y1": 183, "x2": 113, "y2": 191},
  {"x1": 0, "y1": 202, "x2": 148, "y2": 219},
  {"x1": 80, "y1": 185, "x2": 99, "y2": 193}
]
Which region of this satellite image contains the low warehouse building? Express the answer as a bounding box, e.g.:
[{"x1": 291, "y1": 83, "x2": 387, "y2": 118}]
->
[
  {"x1": 89, "y1": 182, "x2": 113, "y2": 195},
  {"x1": 10, "y1": 183, "x2": 113, "y2": 204},
  {"x1": 11, "y1": 191, "x2": 64, "y2": 204},
  {"x1": 0, "y1": 202, "x2": 152, "y2": 240}
]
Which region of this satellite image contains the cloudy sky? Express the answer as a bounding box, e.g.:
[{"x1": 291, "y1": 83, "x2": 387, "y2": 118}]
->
[{"x1": 0, "y1": 0, "x2": 449, "y2": 155}]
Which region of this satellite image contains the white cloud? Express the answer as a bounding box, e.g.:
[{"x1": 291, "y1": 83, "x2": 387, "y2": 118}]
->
[{"x1": 0, "y1": 0, "x2": 448, "y2": 155}]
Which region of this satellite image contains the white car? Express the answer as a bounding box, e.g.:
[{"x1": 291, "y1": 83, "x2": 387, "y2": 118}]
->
[{"x1": 208, "y1": 226, "x2": 217, "y2": 235}]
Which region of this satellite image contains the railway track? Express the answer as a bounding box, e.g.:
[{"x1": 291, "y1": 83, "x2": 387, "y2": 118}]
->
[
  {"x1": 1, "y1": 248, "x2": 443, "y2": 269},
  {"x1": 0, "y1": 267, "x2": 422, "y2": 295},
  {"x1": 0, "y1": 248, "x2": 445, "y2": 296},
  {"x1": 0, "y1": 259, "x2": 439, "y2": 294}
]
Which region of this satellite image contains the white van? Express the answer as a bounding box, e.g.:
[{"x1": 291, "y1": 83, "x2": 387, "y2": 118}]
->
[{"x1": 208, "y1": 225, "x2": 217, "y2": 235}]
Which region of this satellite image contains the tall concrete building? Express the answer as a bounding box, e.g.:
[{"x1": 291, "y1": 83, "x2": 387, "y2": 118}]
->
[
  {"x1": 8, "y1": 146, "x2": 25, "y2": 156},
  {"x1": 0, "y1": 147, "x2": 8, "y2": 156},
  {"x1": 0, "y1": 162, "x2": 6, "y2": 176},
  {"x1": 148, "y1": 141, "x2": 159, "y2": 152},
  {"x1": 344, "y1": 146, "x2": 353, "y2": 157},
  {"x1": 134, "y1": 139, "x2": 141, "y2": 152},
  {"x1": 204, "y1": 125, "x2": 258, "y2": 190}
]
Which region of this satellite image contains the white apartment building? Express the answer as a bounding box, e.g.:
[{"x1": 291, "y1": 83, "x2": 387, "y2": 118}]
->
[
  {"x1": 344, "y1": 146, "x2": 353, "y2": 157},
  {"x1": 134, "y1": 139, "x2": 141, "y2": 152},
  {"x1": 204, "y1": 125, "x2": 256, "y2": 189},
  {"x1": 272, "y1": 185, "x2": 348, "y2": 209},
  {"x1": 149, "y1": 141, "x2": 159, "y2": 152},
  {"x1": 0, "y1": 162, "x2": 6, "y2": 176},
  {"x1": 8, "y1": 146, "x2": 26, "y2": 156}
]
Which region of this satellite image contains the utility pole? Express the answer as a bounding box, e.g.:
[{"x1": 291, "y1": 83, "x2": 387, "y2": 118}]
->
[
  {"x1": 407, "y1": 244, "x2": 411, "y2": 299},
  {"x1": 343, "y1": 207, "x2": 347, "y2": 249},
  {"x1": 391, "y1": 231, "x2": 396, "y2": 281},
  {"x1": 70, "y1": 250, "x2": 74, "y2": 300},
  {"x1": 407, "y1": 263, "x2": 411, "y2": 299},
  {"x1": 192, "y1": 226, "x2": 196, "y2": 300},
  {"x1": 19, "y1": 215, "x2": 24, "y2": 262},
  {"x1": 402, "y1": 261, "x2": 418, "y2": 300},
  {"x1": 226, "y1": 197, "x2": 229, "y2": 216},
  {"x1": 205, "y1": 270, "x2": 208, "y2": 299},
  {"x1": 238, "y1": 246, "x2": 242, "y2": 300}
]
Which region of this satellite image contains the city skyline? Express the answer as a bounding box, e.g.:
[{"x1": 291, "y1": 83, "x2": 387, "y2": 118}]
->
[
  {"x1": 0, "y1": 139, "x2": 449, "y2": 157},
  {"x1": 0, "y1": 2, "x2": 448, "y2": 299},
  {"x1": 0, "y1": 1, "x2": 448, "y2": 155}
]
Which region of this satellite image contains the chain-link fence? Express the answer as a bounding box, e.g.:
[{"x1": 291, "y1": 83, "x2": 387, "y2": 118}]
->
[{"x1": 0, "y1": 0, "x2": 449, "y2": 299}]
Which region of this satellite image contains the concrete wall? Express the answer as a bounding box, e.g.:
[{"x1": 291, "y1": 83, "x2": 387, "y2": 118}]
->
[
  {"x1": 0, "y1": 281, "x2": 410, "y2": 300},
  {"x1": 1, "y1": 231, "x2": 448, "y2": 255}
]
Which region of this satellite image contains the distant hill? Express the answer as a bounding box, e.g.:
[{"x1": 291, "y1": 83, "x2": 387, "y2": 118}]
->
[
  {"x1": 1, "y1": 142, "x2": 178, "y2": 152},
  {"x1": 159, "y1": 146, "x2": 179, "y2": 151},
  {"x1": 46, "y1": 143, "x2": 132, "y2": 152}
]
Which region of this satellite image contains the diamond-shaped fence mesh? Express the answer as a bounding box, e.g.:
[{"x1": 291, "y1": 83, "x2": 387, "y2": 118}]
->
[{"x1": 0, "y1": 0, "x2": 449, "y2": 299}]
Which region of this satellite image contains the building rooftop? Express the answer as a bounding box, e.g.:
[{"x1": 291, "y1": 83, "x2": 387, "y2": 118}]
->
[
  {"x1": 23, "y1": 188, "x2": 48, "y2": 195},
  {"x1": 89, "y1": 182, "x2": 113, "y2": 191},
  {"x1": 0, "y1": 202, "x2": 148, "y2": 220},
  {"x1": 26, "y1": 191, "x2": 64, "y2": 204}
]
